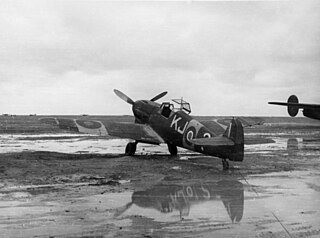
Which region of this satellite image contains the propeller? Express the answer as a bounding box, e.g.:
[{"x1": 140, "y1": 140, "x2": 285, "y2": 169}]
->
[
  {"x1": 113, "y1": 89, "x2": 134, "y2": 105},
  {"x1": 113, "y1": 89, "x2": 167, "y2": 104},
  {"x1": 150, "y1": 91, "x2": 168, "y2": 102}
]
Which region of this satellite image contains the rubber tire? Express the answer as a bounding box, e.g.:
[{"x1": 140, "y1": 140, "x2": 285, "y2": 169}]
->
[
  {"x1": 125, "y1": 142, "x2": 136, "y2": 156},
  {"x1": 167, "y1": 143, "x2": 178, "y2": 156},
  {"x1": 222, "y1": 159, "x2": 229, "y2": 170}
]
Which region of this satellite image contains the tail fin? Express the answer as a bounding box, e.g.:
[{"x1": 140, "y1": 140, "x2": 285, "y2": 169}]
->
[
  {"x1": 287, "y1": 95, "x2": 299, "y2": 117},
  {"x1": 268, "y1": 95, "x2": 299, "y2": 117},
  {"x1": 223, "y1": 118, "x2": 244, "y2": 145},
  {"x1": 223, "y1": 118, "x2": 244, "y2": 161}
]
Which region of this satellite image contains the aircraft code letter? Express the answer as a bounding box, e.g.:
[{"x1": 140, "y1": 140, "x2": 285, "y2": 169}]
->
[{"x1": 170, "y1": 115, "x2": 189, "y2": 134}]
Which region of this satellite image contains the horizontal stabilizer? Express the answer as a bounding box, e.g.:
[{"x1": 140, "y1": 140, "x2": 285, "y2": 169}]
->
[
  {"x1": 192, "y1": 119, "x2": 244, "y2": 162},
  {"x1": 191, "y1": 136, "x2": 234, "y2": 147},
  {"x1": 269, "y1": 95, "x2": 320, "y2": 118},
  {"x1": 269, "y1": 102, "x2": 320, "y2": 109}
]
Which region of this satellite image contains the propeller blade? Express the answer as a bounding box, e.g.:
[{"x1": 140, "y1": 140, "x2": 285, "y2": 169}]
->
[
  {"x1": 114, "y1": 89, "x2": 134, "y2": 105},
  {"x1": 150, "y1": 91, "x2": 168, "y2": 102}
]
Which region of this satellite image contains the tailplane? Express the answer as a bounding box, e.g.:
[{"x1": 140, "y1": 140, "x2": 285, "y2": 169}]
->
[{"x1": 191, "y1": 118, "x2": 244, "y2": 163}]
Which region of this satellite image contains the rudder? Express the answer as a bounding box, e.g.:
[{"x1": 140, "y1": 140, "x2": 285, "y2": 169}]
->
[
  {"x1": 223, "y1": 118, "x2": 244, "y2": 161},
  {"x1": 223, "y1": 118, "x2": 244, "y2": 145}
]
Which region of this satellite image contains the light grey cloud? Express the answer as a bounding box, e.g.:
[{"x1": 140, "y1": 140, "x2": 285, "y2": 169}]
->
[{"x1": 0, "y1": 1, "x2": 319, "y2": 115}]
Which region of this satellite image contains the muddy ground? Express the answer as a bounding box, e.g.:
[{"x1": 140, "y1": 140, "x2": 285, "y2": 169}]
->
[{"x1": 1, "y1": 126, "x2": 320, "y2": 237}]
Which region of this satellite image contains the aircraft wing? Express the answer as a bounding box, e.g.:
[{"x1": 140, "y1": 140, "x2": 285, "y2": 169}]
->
[
  {"x1": 39, "y1": 117, "x2": 164, "y2": 144},
  {"x1": 106, "y1": 122, "x2": 164, "y2": 144},
  {"x1": 268, "y1": 102, "x2": 320, "y2": 110}
]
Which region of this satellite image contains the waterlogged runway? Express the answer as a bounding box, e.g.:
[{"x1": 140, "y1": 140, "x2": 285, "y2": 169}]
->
[
  {"x1": 1, "y1": 171, "x2": 319, "y2": 238},
  {"x1": 0, "y1": 134, "x2": 192, "y2": 155},
  {"x1": 0, "y1": 128, "x2": 320, "y2": 237}
]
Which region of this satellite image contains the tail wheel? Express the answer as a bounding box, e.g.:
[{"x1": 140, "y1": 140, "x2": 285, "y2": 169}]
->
[
  {"x1": 222, "y1": 159, "x2": 229, "y2": 170},
  {"x1": 167, "y1": 143, "x2": 177, "y2": 156},
  {"x1": 125, "y1": 142, "x2": 137, "y2": 156}
]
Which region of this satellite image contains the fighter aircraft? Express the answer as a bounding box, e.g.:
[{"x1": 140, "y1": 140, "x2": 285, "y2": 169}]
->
[
  {"x1": 40, "y1": 89, "x2": 272, "y2": 170},
  {"x1": 269, "y1": 95, "x2": 320, "y2": 120}
]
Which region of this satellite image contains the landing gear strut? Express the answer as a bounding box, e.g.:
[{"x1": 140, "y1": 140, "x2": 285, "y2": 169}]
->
[
  {"x1": 222, "y1": 159, "x2": 229, "y2": 170},
  {"x1": 125, "y1": 142, "x2": 137, "y2": 156},
  {"x1": 167, "y1": 143, "x2": 177, "y2": 156}
]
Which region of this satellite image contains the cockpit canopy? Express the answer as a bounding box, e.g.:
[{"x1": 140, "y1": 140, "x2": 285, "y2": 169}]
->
[
  {"x1": 160, "y1": 98, "x2": 191, "y2": 118},
  {"x1": 172, "y1": 98, "x2": 191, "y2": 114}
]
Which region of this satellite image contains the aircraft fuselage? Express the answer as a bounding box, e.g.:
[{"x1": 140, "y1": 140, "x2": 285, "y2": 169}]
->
[{"x1": 132, "y1": 100, "x2": 243, "y2": 161}]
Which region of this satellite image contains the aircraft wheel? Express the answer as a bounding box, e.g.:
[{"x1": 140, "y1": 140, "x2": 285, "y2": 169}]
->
[
  {"x1": 167, "y1": 143, "x2": 177, "y2": 156},
  {"x1": 125, "y1": 142, "x2": 136, "y2": 156},
  {"x1": 222, "y1": 159, "x2": 229, "y2": 170}
]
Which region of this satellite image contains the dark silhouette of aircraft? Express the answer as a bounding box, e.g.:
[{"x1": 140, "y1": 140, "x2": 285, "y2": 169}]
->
[
  {"x1": 269, "y1": 95, "x2": 320, "y2": 120},
  {"x1": 113, "y1": 180, "x2": 244, "y2": 223},
  {"x1": 40, "y1": 89, "x2": 272, "y2": 170}
]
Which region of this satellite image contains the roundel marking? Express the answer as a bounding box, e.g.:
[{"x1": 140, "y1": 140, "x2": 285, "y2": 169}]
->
[
  {"x1": 184, "y1": 126, "x2": 196, "y2": 147},
  {"x1": 75, "y1": 120, "x2": 102, "y2": 129},
  {"x1": 187, "y1": 130, "x2": 194, "y2": 141},
  {"x1": 197, "y1": 127, "x2": 212, "y2": 139},
  {"x1": 204, "y1": 133, "x2": 211, "y2": 138}
]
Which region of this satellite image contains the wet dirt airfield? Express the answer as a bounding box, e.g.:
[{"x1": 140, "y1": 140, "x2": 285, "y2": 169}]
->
[{"x1": 0, "y1": 120, "x2": 320, "y2": 237}]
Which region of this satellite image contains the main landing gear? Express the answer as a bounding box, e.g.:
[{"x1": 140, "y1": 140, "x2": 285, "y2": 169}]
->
[
  {"x1": 125, "y1": 142, "x2": 137, "y2": 156},
  {"x1": 125, "y1": 142, "x2": 178, "y2": 156},
  {"x1": 167, "y1": 143, "x2": 177, "y2": 156},
  {"x1": 222, "y1": 159, "x2": 229, "y2": 170}
]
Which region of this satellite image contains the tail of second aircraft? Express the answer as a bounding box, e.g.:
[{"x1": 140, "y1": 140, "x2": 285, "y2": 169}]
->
[
  {"x1": 268, "y1": 95, "x2": 300, "y2": 117},
  {"x1": 287, "y1": 95, "x2": 299, "y2": 117}
]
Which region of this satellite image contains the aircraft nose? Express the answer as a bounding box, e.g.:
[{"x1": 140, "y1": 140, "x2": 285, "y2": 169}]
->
[{"x1": 132, "y1": 101, "x2": 150, "y2": 123}]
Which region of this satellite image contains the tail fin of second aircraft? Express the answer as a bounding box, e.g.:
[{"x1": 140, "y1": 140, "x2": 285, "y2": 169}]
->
[
  {"x1": 268, "y1": 95, "x2": 300, "y2": 117},
  {"x1": 287, "y1": 95, "x2": 299, "y2": 117}
]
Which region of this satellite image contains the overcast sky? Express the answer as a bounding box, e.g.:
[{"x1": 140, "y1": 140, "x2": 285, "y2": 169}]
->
[{"x1": 0, "y1": 1, "x2": 319, "y2": 116}]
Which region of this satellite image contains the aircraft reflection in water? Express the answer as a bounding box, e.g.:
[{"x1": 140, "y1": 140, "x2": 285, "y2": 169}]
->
[
  {"x1": 114, "y1": 180, "x2": 244, "y2": 223},
  {"x1": 287, "y1": 137, "x2": 320, "y2": 155}
]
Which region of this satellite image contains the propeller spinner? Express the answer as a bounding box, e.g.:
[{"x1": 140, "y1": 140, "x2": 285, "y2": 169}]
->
[{"x1": 114, "y1": 89, "x2": 168, "y2": 123}]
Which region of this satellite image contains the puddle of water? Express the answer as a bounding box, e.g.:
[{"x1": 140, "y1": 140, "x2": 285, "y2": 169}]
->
[
  {"x1": 1, "y1": 170, "x2": 320, "y2": 237},
  {"x1": 0, "y1": 134, "x2": 193, "y2": 155},
  {"x1": 2, "y1": 132, "x2": 320, "y2": 159},
  {"x1": 244, "y1": 171, "x2": 320, "y2": 237},
  {"x1": 109, "y1": 171, "x2": 320, "y2": 237}
]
